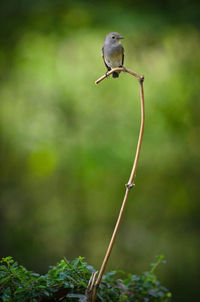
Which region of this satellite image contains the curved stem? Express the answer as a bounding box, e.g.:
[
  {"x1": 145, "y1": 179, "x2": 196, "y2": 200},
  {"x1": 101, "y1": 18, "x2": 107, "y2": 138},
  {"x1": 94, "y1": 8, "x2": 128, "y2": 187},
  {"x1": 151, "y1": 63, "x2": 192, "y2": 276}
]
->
[{"x1": 87, "y1": 67, "x2": 145, "y2": 302}]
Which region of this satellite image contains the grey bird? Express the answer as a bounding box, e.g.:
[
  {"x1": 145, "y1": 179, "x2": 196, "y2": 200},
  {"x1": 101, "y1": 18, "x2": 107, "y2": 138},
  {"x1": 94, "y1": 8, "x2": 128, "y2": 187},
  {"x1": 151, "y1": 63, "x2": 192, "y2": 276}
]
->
[{"x1": 102, "y1": 32, "x2": 124, "y2": 78}]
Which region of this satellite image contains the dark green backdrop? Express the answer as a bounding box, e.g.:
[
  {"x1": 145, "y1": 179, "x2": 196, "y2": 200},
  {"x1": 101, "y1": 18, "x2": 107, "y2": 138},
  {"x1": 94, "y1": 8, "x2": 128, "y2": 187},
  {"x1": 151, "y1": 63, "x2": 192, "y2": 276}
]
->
[{"x1": 0, "y1": 1, "x2": 200, "y2": 301}]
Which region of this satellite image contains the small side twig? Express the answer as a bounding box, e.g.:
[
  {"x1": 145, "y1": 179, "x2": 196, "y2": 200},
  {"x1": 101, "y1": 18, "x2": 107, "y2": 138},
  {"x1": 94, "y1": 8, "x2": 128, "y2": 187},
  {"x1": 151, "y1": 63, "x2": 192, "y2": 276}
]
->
[{"x1": 86, "y1": 67, "x2": 145, "y2": 302}]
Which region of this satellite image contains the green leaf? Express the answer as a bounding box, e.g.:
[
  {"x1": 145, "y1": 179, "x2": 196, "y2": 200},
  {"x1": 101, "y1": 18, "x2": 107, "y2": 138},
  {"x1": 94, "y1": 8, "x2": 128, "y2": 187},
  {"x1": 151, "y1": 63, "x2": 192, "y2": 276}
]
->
[{"x1": 0, "y1": 276, "x2": 11, "y2": 284}]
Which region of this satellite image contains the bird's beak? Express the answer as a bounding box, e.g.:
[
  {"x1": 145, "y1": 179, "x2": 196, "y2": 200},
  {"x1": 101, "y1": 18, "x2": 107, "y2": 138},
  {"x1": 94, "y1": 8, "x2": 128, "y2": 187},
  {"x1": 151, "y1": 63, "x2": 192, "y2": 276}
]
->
[{"x1": 119, "y1": 36, "x2": 124, "y2": 39}]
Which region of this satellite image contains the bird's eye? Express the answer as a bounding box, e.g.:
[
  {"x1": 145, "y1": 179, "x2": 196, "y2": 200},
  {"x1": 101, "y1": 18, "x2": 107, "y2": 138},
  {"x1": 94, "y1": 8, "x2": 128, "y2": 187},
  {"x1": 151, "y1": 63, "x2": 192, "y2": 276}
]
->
[{"x1": 112, "y1": 36, "x2": 115, "y2": 39}]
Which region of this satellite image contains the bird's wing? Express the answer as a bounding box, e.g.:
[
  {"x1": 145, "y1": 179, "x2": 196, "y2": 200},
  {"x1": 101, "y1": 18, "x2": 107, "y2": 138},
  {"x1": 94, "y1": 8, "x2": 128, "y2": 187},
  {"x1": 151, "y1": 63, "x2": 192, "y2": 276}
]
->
[
  {"x1": 102, "y1": 46, "x2": 111, "y2": 71},
  {"x1": 122, "y1": 46, "x2": 124, "y2": 66}
]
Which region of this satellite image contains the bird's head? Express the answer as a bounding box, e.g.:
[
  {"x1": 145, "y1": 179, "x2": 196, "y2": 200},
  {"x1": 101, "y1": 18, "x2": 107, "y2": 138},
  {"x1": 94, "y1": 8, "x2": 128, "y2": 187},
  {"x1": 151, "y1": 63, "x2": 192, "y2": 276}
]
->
[{"x1": 105, "y1": 32, "x2": 124, "y2": 45}]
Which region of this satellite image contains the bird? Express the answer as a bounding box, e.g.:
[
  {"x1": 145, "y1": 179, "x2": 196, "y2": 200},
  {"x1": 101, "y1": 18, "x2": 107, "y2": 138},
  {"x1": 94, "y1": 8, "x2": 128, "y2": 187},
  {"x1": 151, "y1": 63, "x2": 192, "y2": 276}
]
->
[{"x1": 102, "y1": 32, "x2": 124, "y2": 78}]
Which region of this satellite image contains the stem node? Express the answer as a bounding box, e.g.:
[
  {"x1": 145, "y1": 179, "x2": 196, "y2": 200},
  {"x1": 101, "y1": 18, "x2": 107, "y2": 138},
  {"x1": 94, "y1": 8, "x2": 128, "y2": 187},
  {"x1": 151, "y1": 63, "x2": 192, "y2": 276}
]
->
[{"x1": 126, "y1": 183, "x2": 135, "y2": 190}]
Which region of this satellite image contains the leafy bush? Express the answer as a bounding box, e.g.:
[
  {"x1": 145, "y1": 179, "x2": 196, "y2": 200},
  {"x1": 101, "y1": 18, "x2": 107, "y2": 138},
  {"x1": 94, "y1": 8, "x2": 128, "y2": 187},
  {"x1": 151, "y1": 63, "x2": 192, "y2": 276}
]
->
[{"x1": 0, "y1": 255, "x2": 171, "y2": 301}]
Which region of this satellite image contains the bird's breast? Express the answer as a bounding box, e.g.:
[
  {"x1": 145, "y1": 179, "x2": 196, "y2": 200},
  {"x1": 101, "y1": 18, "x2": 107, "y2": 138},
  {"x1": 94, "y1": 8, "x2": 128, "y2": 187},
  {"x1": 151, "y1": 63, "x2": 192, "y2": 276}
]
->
[{"x1": 104, "y1": 44, "x2": 123, "y2": 68}]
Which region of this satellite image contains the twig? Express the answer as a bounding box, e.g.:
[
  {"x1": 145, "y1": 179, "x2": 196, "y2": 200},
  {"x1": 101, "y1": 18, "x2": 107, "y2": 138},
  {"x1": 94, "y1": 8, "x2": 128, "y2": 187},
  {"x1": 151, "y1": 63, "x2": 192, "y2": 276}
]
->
[
  {"x1": 86, "y1": 67, "x2": 145, "y2": 302},
  {"x1": 95, "y1": 67, "x2": 142, "y2": 85}
]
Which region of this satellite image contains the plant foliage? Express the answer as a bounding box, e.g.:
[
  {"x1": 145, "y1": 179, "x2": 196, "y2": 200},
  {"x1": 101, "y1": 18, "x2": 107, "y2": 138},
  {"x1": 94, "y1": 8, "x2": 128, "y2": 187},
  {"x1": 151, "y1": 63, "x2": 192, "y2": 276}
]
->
[{"x1": 0, "y1": 255, "x2": 171, "y2": 301}]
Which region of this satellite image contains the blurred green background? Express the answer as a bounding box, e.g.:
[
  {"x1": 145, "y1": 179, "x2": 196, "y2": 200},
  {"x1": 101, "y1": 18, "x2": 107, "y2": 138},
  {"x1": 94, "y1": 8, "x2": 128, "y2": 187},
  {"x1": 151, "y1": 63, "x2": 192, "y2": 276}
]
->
[{"x1": 0, "y1": 0, "x2": 200, "y2": 301}]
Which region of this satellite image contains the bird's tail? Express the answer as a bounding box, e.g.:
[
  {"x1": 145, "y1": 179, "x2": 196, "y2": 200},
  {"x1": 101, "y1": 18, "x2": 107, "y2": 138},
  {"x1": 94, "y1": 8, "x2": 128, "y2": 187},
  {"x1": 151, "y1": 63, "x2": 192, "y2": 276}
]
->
[{"x1": 112, "y1": 71, "x2": 120, "y2": 78}]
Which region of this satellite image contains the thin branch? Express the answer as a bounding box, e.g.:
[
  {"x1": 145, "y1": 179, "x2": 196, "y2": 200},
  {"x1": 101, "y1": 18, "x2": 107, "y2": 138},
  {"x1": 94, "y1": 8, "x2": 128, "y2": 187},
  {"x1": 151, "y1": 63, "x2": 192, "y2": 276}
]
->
[
  {"x1": 87, "y1": 67, "x2": 145, "y2": 302},
  {"x1": 95, "y1": 67, "x2": 142, "y2": 84}
]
